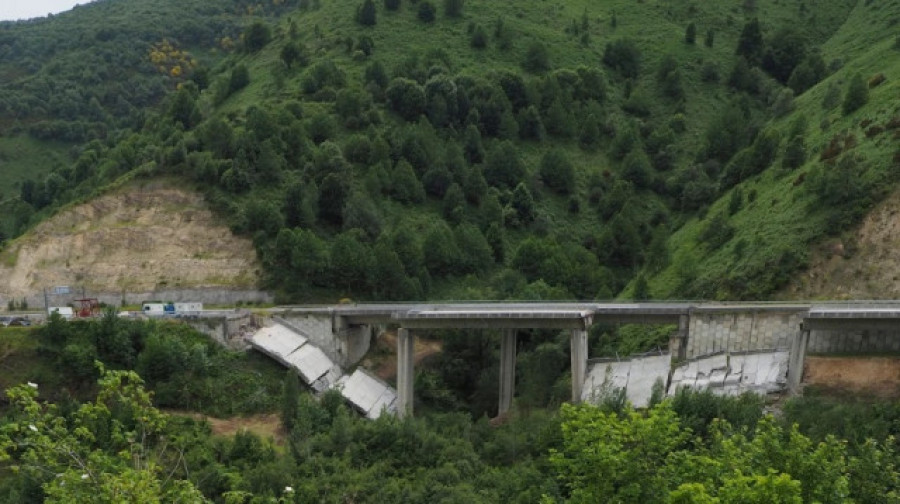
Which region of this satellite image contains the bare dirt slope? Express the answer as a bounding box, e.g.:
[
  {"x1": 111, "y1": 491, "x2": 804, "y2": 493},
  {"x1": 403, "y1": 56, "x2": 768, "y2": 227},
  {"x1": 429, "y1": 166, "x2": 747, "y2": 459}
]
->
[
  {"x1": 168, "y1": 411, "x2": 285, "y2": 444},
  {"x1": 782, "y1": 187, "x2": 900, "y2": 300},
  {"x1": 804, "y1": 356, "x2": 900, "y2": 398},
  {"x1": 0, "y1": 181, "x2": 260, "y2": 299},
  {"x1": 365, "y1": 330, "x2": 443, "y2": 382}
]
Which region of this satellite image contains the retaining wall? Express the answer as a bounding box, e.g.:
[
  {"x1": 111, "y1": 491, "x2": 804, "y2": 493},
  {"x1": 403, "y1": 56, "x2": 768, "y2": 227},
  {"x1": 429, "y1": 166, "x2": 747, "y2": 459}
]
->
[{"x1": 685, "y1": 310, "x2": 804, "y2": 358}]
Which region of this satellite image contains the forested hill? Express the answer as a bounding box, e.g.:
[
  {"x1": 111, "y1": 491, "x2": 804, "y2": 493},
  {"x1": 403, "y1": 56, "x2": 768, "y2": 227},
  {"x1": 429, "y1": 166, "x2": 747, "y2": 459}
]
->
[{"x1": 1, "y1": 0, "x2": 898, "y2": 302}]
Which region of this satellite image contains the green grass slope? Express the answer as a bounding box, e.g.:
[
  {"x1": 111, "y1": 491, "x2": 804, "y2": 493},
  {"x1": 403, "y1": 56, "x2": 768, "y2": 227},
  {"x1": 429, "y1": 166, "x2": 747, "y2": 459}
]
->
[{"x1": 646, "y1": 0, "x2": 900, "y2": 300}]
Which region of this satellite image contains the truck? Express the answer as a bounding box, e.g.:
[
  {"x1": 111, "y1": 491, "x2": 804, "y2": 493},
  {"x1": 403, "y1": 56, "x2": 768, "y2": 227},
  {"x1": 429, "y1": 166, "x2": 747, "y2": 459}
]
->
[{"x1": 141, "y1": 302, "x2": 203, "y2": 316}]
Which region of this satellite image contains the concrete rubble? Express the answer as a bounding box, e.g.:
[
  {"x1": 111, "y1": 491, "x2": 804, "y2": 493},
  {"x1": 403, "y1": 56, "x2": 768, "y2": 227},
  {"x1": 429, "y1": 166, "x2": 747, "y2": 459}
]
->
[
  {"x1": 582, "y1": 354, "x2": 670, "y2": 408},
  {"x1": 582, "y1": 350, "x2": 790, "y2": 408},
  {"x1": 670, "y1": 351, "x2": 790, "y2": 396}
]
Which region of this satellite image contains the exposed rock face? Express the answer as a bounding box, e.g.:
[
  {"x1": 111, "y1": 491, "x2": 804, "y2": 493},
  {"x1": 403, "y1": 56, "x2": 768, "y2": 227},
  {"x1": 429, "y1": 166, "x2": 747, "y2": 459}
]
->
[
  {"x1": 0, "y1": 182, "x2": 261, "y2": 304},
  {"x1": 783, "y1": 188, "x2": 900, "y2": 300}
]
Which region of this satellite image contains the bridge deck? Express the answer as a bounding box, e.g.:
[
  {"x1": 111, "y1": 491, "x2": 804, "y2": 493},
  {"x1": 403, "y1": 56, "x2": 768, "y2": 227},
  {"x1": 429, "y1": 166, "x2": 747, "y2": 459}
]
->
[{"x1": 276, "y1": 302, "x2": 900, "y2": 330}]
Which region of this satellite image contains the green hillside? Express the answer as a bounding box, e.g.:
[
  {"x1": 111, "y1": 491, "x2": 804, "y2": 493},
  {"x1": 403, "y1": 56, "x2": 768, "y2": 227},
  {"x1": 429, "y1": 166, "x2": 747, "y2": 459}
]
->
[
  {"x1": 0, "y1": 0, "x2": 896, "y2": 304},
  {"x1": 2, "y1": 3, "x2": 900, "y2": 500}
]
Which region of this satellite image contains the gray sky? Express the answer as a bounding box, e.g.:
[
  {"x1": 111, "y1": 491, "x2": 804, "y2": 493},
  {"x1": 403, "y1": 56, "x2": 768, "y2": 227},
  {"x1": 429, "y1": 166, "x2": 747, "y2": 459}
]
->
[{"x1": 0, "y1": 1, "x2": 96, "y2": 22}]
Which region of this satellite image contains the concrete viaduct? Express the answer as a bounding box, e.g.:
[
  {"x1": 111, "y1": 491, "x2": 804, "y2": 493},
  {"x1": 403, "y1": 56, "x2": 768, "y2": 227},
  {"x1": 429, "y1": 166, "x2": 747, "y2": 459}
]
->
[{"x1": 279, "y1": 302, "x2": 900, "y2": 418}]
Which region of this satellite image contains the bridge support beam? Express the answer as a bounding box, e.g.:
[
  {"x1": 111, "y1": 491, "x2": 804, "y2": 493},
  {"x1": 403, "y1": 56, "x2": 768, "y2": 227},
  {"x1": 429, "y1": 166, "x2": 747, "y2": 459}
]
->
[
  {"x1": 397, "y1": 328, "x2": 415, "y2": 418},
  {"x1": 570, "y1": 329, "x2": 588, "y2": 403},
  {"x1": 499, "y1": 329, "x2": 517, "y2": 415},
  {"x1": 787, "y1": 327, "x2": 810, "y2": 394}
]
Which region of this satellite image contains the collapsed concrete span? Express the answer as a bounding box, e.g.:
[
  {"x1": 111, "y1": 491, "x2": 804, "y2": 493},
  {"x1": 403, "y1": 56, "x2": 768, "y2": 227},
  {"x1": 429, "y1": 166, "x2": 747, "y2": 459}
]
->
[{"x1": 249, "y1": 320, "x2": 396, "y2": 419}]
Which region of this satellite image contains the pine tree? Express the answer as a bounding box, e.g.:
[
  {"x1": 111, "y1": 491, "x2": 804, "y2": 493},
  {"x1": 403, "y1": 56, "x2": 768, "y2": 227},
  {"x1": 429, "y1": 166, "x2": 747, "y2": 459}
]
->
[
  {"x1": 444, "y1": 0, "x2": 464, "y2": 18},
  {"x1": 418, "y1": 1, "x2": 436, "y2": 23},
  {"x1": 685, "y1": 22, "x2": 696, "y2": 45},
  {"x1": 511, "y1": 183, "x2": 536, "y2": 225},
  {"x1": 705, "y1": 28, "x2": 715, "y2": 48},
  {"x1": 357, "y1": 0, "x2": 377, "y2": 26},
  {"x1": 633, "y1": 274, "x2": 650, "y2": 300},
  {"x1": 736, "y1": 18, "x2": 764, "y2": 65}
]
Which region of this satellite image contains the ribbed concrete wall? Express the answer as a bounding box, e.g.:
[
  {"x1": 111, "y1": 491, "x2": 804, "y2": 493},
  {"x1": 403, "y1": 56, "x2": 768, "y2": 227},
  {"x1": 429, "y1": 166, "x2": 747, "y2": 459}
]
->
[
  {"x1": 808, "y1": 329, "x2": 900, "y2": 354},
  {"x1": 685, "y1": 311, "x2": 804, "y2": 359}
]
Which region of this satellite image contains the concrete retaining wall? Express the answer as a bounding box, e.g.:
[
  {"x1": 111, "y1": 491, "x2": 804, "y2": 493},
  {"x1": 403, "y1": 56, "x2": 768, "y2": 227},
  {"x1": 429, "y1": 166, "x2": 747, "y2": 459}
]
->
[
  {"x1": 6, "y1": 288, "x2": 273, "y2": 312},
  {"x1": 184, "y1": 311, "x2": 255, "y2": 350},
  {"x1": 686, "y1": 310, "x2": 804, "y2": 358},
  {"x1": 808, "y1": 329, "x2": 900, "y2": 354}
]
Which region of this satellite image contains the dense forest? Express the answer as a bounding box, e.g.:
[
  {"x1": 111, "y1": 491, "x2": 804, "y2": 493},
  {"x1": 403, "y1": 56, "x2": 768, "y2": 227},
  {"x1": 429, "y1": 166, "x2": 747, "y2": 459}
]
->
[
  {"x1": 3, "y1": 317, "x2": 900, "y2": 502},
  {"x1": 1, "y1": 0, "x2": 897, "y2": 303}
]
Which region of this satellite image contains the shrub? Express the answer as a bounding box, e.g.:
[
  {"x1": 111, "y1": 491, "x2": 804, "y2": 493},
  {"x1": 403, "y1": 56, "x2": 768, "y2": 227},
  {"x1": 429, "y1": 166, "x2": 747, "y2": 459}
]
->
[
  {"x1": 522, "y1": 42, "x2": 550, "y2": 73},
  {"x1": 228, "y1": 64, "x2": 250, "y2": 94},
  {"x1": 243, "y1": 21, "x2": 272, "y2": 52},
  {"x1": 384, "y1": 0, "x2": 400, "y2": 10},
  {"x1": 385, "y1": 78, "x2": 426, "y2": 121},
  {"x1": 821, "y1": 82, "x2": 841, "y2": 110},
  {"x1": 539, "y1": 149, "x2": 575, "y2": 194},
  {"x1": 484, "y1": 141, "x2": 525, "y2": 188},
  {"x1": 603, "y1": 38, "x2": 641, "y2": 78},
  {"x1": 868, "y1": 73, "x2": 886, "y2": 88},
  {"x1": 843, "y1": 73, "x2": 869, "y2": 115},
  {"x1": 700, "y1": 61, "x2": 719, "y2": 82},
  {"x1": 657, "y1": 54, "x2": 684, "y2": 100}
]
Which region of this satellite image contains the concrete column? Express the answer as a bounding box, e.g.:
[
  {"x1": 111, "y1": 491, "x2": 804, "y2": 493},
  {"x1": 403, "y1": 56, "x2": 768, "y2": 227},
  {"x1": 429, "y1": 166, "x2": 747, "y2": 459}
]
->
[
  {"x1": 570, "y1": 329, "x2": 588, "y2": 403},
  {"x1": 397, "y1": 328, "x2": 415, "y2": 418},
  {"x1": 677, "y1": 314, "x2": 689, "y2": 361},
  {"x1": 787, "y1": 327, "x2": 810, "y2": 394},
  {"x1": 498, "y1": 329, "x2": 517, "y2": 415}
]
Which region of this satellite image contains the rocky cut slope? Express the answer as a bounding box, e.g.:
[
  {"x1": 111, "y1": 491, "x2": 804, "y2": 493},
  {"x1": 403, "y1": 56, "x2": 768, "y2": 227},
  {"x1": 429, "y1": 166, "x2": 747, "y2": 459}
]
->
[{"x1": 0, "y1": 181, "x2": 262, "y2": 307}]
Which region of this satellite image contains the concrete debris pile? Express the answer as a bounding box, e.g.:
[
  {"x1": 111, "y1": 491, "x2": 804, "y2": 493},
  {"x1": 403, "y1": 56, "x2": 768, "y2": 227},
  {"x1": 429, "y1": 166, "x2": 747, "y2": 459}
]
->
[
  {"x1": 670, "y1": 351, "x2": 790, "y2": 396},
  {"x1": 582, "y1": 350, "x2": 791, "y2": 408},
  {"x1": 582, "y1": 354, "x2": 670, "y2": 408}
]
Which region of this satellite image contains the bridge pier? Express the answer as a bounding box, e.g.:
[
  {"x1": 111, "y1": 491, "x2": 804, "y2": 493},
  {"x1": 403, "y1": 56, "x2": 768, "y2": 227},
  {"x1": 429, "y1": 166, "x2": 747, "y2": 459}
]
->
[
  {"x1": 571, "y1": 329, "x2": 588, "y2": 402},
  {"x1": 787, "y1": 326, "x2": 810, "y2": 394},
  {"x1": 397, "y1": 328, "x2": 415, "y2": 418},
  {"x1": 499, "y1": 329, "x2": 517, "y2": 415}
]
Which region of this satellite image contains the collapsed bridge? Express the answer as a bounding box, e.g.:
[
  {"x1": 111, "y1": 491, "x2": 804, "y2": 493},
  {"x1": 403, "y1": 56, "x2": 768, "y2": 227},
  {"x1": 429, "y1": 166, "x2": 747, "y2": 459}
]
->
[{"x1": 263, "y1": 301, "x2": 900, "y2": 418}]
